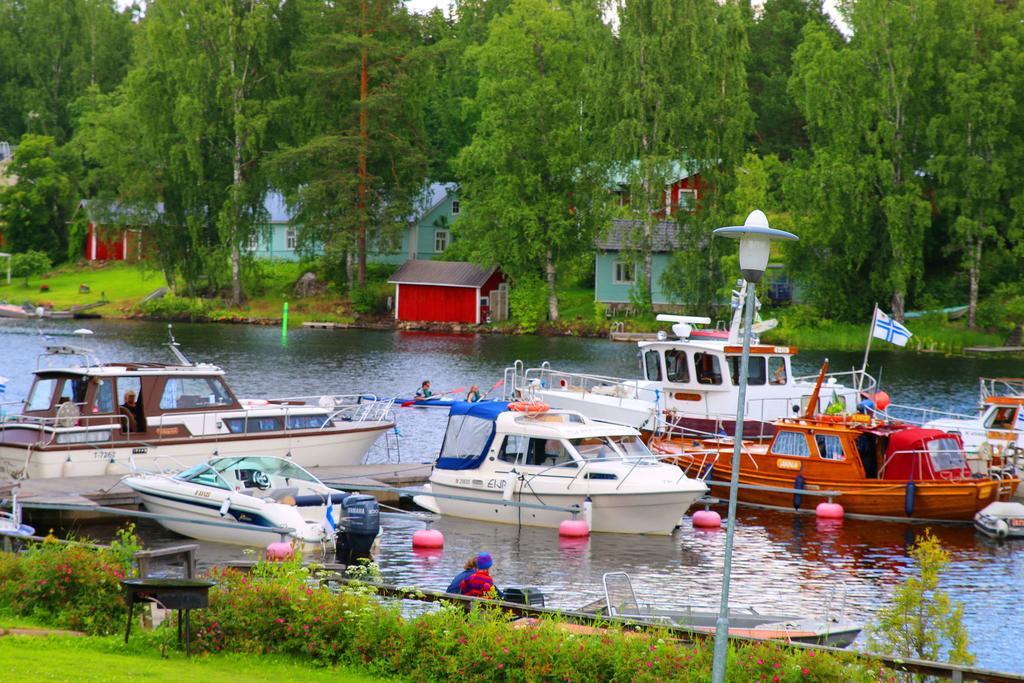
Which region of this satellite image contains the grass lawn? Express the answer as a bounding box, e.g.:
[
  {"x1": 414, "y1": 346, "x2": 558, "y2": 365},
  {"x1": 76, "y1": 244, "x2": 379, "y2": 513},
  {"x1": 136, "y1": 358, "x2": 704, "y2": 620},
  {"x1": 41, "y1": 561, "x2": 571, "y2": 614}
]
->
[
  {"x1": 762, "y1": 316, "x2": 1005, "y2": 353},
  {"x1": 0, "y1": 261, "x2": 166, "y2": 317},
  {"x1": 0, "y1": 631, "x2": 393, "y2": 683}
]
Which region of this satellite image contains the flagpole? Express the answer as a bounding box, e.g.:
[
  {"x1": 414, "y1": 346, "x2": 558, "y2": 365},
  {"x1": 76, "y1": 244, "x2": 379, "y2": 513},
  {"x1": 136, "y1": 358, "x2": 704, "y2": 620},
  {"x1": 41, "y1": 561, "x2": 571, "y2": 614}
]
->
[{"x1": 858, "y1": 304, "x2": 878, "y2": 395}]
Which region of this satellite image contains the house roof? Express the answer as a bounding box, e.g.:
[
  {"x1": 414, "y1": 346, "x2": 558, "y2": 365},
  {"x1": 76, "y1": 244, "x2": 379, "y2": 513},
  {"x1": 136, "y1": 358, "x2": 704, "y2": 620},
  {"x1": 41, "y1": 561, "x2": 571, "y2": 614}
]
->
[
  {"x1": 596, "y1": 219, "x2": 681, "y2": 253},
  {"x1": 608, "y1": 159, "x2": 700, "y2": 186},
  {"x1": 389, "y1": 259, "x2": 497, "y2": 288},
  {"x1": 410, "y1": 182, "x2": 457, "y2": 223}
]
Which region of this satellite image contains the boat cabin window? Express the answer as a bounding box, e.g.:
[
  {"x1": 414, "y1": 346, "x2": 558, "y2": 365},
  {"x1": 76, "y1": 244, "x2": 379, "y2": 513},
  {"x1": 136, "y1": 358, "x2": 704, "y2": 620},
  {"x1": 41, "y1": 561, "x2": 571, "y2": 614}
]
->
[
  {"x1": 665, "y1": 349, "x2": 689, "y2": 383},
  {"x1": 118, "y1": 377, "x2": 141, "y2": 406},
  {"x1": 286, "y1": 415, "x2": 330, "y2": 430},
  {"x1": 26, "y1": 378, "x2": 57, "y2": 411},
  {"x1": 985, "y1": 406, "x2": 1017, "y2": 430},
  {"x1": 927, "y1": 437, "x2": 967, "y2": 471},
  {"x1": 608, "y1": 434, "x2": 653, "y2": 458},
  {"x1": 644, "y1": 350, "x2": 662, "y2": 381},
  {"x1": 569, "y1": 437, "x2": 616, "y2": 460},
  {"x1": 694, "y1": 353, "x2": 723, "y2": 385},
  {"x1": 768, "y1": 357, "x2": 787, "y2": 385},
  {"x1": 58, "y1": 377, "x2": 89, "y2": 406},
  {"x1": 770, "y1": 430, "x2": 811, "y2": 457},
  {"x1": 224, "y1": 417, "x2": 283, "y2": 433},
  {"x1": 93, "y1": 379, "x2": 115, "y2": 413},
  {"x1": 498, "y1": 435, "x2": 575, "y2": 467},
  {"x1": 727, "y1": 356, "x2": 766, "y2": 386},
  {"x1": 814, "y1": 433, "x2": 845, "y2": 460},
  {"x1": 160, "y1": 376, "x2": 233, "y2": 410}
]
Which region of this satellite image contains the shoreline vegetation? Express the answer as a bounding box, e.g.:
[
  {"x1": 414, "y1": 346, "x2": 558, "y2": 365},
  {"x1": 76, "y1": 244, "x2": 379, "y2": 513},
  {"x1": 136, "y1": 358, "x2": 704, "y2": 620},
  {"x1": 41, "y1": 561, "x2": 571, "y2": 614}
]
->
[
  {"x1": 0, "y1": 261, "x2": 1009, "y2": 354},
  {"x1": 0, "y1": 536, "x2": 894, "y2": 682}
]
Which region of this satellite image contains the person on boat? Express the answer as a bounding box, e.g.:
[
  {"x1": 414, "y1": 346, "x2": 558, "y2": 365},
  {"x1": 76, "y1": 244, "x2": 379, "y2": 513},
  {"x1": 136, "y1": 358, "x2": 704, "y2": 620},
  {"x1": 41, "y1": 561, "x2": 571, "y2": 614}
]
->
[
  {"x1": 446, "y1": 556, "x2": 477, "y2": 594},
  {"x1": 460, "y1": 552, "x2": 498, "y2": 598},
  {"x1": 120, "y1": 390, "x2": 147, "y2": 434},
  {"x1": 414, "y1": 381, "x2": 433, "y2": 402},
  {"x1": 466, "y1": 385, "x2": 482, "y2": 403}
]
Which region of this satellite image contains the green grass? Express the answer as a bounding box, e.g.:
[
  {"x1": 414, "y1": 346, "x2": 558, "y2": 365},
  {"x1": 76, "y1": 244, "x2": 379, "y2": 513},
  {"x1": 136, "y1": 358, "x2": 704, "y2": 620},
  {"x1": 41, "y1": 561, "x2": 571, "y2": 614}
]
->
[
  {"x1": 762, "y1": 315, "x2": 1005, "y2": 353},
  {"x1": 0, "y1": 261, "x2": 165, "y2": 316},
  {"x1": 0, "y1": 632, "x2": 392, "y2": 682}
]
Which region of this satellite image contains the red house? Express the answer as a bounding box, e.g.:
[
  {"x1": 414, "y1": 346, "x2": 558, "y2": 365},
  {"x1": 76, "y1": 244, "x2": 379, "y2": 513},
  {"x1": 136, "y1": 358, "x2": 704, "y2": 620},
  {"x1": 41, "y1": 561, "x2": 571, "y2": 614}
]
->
[
  {"x1": 389, "y1": 260, "x2": 505, "y2": 324},
  {"x1": 79, "y1": 200, "x2": 150, "y2": 262}
]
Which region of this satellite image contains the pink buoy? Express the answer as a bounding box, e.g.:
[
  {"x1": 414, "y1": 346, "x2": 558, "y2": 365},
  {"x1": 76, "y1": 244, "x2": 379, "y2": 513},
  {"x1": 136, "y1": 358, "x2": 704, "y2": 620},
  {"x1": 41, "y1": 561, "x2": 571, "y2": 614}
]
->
[
  {"x1": 266, "y1": 541, "x2": 294, "y2": 561},
  {"x1": 692, "y1": 509, "x2": 722, "y2": 529},
  {"x1": 815, "y1": 501, "x2": 845, "y2": 519},
  {"x1": 873, "y1": 391, "x2": 891, "y2": 411},
  {"x1": 412, "y1": 528, "x2": 445, "y2": 548},
  {"x1": 558, "y1": 519, "x2": 590, "y2": 537}
]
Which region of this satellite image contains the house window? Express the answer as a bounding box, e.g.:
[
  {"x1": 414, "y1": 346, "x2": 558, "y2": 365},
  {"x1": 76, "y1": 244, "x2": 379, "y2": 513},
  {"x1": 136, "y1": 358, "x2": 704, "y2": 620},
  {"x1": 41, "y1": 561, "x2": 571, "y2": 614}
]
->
[
  {"x1": 613, "y1": 261, "x2": 635, "y2": 284},
  {"x1": 434, "y1": 229, "x2": 449, "y2": 253},
  {"x1": 678, "y1": 189, "x2": 697, "y2": 211},
  {"x1": 451, "y1": 200, "x2": 460, "y2": 215},
  {"x1": 248, "y1": 234, "x2": 260, "y2": 251},
  {"x1": 285, "y1": 228, "x2": 297, "y2": 250}
]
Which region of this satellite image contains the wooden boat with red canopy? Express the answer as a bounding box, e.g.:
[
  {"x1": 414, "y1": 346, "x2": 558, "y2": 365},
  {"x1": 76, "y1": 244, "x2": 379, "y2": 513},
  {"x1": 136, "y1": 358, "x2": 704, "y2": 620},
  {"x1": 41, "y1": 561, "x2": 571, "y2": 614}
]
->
[{"x1": 656, "y1": 363, "x2": 1020, "y2": 522}]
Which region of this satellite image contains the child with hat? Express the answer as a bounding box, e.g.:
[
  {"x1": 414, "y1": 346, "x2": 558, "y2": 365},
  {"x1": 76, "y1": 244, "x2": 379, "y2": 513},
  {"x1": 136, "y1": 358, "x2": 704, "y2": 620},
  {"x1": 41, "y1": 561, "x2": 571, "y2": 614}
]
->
[{"x1": 459, "y1": 552, "x2": 496, "y2": 597}]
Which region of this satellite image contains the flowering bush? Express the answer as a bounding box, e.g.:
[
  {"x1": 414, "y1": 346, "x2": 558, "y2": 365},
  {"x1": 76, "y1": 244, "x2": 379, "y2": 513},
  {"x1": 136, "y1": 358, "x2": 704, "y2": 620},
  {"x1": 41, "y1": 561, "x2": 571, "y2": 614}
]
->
[
  {"x1": 186, "y1": 560, "x2": 890, "y2": 682},
  {"x1": 0, "y1": 526, "x2": 139, "y2": 634}
]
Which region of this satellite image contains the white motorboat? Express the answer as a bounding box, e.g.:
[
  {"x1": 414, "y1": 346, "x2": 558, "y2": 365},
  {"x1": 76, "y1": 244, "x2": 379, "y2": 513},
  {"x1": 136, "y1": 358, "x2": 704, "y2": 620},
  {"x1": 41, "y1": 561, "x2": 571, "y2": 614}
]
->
[
  {"x1": 415, "y1": 401, "x2": 708, "y2": 535},
  {"x1": 974, "y1": 501, "x2": 1024, "y2": 540},
  {"x1": 0, "y1": 332, "x2": 395, "y2": 479},
  {"x1": 503, "y1": 284, "x2": 871, "y2": 438},
  {"x1": 124, "y1": 455, "x2": 378, "y2": 552}
]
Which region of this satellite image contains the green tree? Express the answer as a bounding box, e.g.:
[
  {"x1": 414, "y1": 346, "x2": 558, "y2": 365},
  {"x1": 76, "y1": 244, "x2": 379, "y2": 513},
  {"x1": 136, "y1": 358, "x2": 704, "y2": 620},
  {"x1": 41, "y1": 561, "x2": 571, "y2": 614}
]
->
[
  {"x1": 928, "y1": 0, "x2": 1021, "y2": 328},
  {"x1": 746, "y1": 0, "x2": 839, "y2": 159},
  {"x1": 270, "y1": 0, "x2": 430, "y2": 286},
  {"x1": 788, "y1": 0, "x2": 941, "y2": 320},
  {"x1": 867, "y1": 530, "x2": 973, "y2": 671},
  {"x1": 11, "y1": 249, "x2": 52, "y2": 286},
  {"x1": 454, "y1": 0, "x2": 611, "y2": 322},
  {"x1": 0, "y1": 135, "x2": 79, "y2": 262},
  {"x1": 82, "y1": 0, "x2": 299, "y2": 303}
]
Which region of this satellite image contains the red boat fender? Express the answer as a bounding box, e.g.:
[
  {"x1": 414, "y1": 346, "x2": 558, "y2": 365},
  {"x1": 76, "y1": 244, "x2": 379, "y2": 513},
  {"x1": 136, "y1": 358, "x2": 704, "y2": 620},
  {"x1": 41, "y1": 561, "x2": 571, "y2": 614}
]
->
[
  {"x1": 815, "y1": 502, "x2": 844, "y2": 519},
  {"x1": 692, "y1": 510, "x2": 722, "y2": 529}
]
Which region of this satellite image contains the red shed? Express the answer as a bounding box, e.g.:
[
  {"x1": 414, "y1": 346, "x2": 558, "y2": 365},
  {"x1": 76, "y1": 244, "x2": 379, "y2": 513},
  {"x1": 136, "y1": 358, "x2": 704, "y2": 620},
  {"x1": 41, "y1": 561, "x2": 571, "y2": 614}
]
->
[{"x1": 389, "y1": 260, "x2": 505, "y2": 324}]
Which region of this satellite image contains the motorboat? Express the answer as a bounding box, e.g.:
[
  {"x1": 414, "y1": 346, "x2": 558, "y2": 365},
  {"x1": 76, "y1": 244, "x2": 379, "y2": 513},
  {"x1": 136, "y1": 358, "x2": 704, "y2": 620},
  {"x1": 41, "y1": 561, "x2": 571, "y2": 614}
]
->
[
  {"x1": 414, "y1": 401, "x2": 708, "y2": 534},
  {"x1": 503, "y1": 282, "x2": 872, "y2": 439},
  {"x1": 0, "y1": 332, "x2": 396, "y2": 478},
  {"x1": 974, "y1": 501, "x2": 1024, "y2": 540},
  {"x1": 123, "y1": 455, "x2": 379, "y2": 553},
  {"x1": 0, "y1": 484, "x2": 34, "y2": 538},
  {"x1": 579, "y1": 572, "x2": 862, "y2": 648},
  {"x1": 657, "y1": 372, "x2": 1019, "y2": 521}
]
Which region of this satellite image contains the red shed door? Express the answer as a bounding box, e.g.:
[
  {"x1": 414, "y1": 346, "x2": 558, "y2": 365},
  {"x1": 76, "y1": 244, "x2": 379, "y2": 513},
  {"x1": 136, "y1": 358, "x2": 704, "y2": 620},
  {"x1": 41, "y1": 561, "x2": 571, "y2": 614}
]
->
[{"x1": 398, "y1": 284, "x2": 476, "y2": 323}]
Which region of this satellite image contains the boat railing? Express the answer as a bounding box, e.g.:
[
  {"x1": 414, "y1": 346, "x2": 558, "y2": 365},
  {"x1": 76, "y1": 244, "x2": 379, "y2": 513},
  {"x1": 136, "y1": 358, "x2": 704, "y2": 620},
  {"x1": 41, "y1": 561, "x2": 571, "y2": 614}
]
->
[
  {"x1": 507, "y1": 363, "x2": 661, "y2": 406},
  {"x1": 251, "y1": 394, "x2": 396, "y2": 425},
  {"x1": 979, "y1": 377, "x2": 1024, "y2": 403},
  {"x1": 878, "y1": 402, "x2": 976, "y2": 426},
  {"x1": 792, "y1": 368, "x2": 877, "y2": 395},
  {"x1": 877, "y1": 447, "x2": 993, "y2": 481},
  {"x1": 823, "y1": 580, "x2": 849, "y2": 625}
]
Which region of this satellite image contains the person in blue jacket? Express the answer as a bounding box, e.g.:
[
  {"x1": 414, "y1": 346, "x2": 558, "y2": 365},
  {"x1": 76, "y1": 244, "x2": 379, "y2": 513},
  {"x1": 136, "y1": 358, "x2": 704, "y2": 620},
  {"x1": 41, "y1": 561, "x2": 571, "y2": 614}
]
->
[
  {"x1": 460, "y1": 552, "x2": 498, "y2": 597},
  {"x1": 446, "y1": 556, "x2": 477, "y2": 594}
]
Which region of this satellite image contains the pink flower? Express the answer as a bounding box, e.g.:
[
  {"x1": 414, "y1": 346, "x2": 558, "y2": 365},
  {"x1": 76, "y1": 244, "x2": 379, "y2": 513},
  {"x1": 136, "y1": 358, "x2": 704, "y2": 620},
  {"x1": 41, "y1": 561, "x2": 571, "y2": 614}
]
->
[
  {"x1": 802, "y1": 668, "x2": 810, "y2": 676},
  {"x1": 772, "y1": 677, "x2": 779, "y2": 683},
  {"x1": 498, "y1": 664, "x2": 504, "y2": 670}
]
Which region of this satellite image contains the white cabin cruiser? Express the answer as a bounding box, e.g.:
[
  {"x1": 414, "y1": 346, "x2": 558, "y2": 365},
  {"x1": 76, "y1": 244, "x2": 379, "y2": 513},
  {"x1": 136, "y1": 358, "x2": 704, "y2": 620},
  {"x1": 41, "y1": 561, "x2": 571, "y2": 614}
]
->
[
  {"x1": 0, "y1": 335, "x2": 395, "y2": 479},
  {"x1": 415, "y1": 401, "x2": 708, "y2": 534},
  {"x1": 505, "y1": 284, "x2": 872, "y2": 438},
  {"x1": 124, "y1": 455, "x2": 381, "y2": 556}
]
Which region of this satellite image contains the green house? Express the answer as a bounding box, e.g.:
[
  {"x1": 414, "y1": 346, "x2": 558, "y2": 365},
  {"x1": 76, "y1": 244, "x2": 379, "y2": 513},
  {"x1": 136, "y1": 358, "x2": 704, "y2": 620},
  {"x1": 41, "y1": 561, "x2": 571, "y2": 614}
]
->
[
  {"x1": 594, "y1": 219, "x2": 680, "y2": 310},
  {"x1": 249, "y1": 183, "x2": 460, "y2": 264}
]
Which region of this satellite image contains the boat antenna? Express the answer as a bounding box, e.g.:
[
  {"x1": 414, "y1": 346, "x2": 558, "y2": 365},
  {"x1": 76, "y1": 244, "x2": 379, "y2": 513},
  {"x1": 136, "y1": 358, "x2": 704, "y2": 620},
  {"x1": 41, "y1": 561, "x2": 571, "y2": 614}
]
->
[
  {"x1": 166, "y1": 324, "x2": 193, "y2": 366},
  {"x1": 803, "y1": 359, "x2": 829, "y2": 419}
]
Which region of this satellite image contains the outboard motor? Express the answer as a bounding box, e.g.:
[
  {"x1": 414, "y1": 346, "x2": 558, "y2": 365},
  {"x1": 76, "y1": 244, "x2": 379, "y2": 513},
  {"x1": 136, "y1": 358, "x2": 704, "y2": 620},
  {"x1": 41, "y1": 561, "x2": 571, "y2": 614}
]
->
[{"x1": 334, "y1": 494, "x2": 381, "y2": 565}]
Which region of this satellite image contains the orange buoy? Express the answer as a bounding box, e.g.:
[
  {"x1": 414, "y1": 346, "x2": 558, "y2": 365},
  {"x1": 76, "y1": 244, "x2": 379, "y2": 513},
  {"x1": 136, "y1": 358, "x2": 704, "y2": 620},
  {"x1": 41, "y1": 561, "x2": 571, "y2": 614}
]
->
[
  {"x1": 873, "y1": 391, "x2": 891, "y2": 411},
  {"x1": 558, "y1": 519, "x2": 590, "y2": 537},
  {"x1": 692, "y1": 510, "x2": 722, "y2": 529},
  {"x1": 815, "y1": 501, "x2": 845, "y2": 519},
  {"x1": 412, "y1": 528, "x2": 445, "y2": 548}
]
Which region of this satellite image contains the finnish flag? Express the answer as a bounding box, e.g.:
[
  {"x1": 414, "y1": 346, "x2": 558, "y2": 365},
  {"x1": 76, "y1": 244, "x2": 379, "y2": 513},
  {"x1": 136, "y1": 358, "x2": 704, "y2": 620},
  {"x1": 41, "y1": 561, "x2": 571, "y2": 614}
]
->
[
  {"x1": 0, "y1": 376, "x2": 7, "y2": 396},
  {"x1": 325, "y1": 504, "x2": 337, "y2": 535},
  {"x1": 872, "y1": 309, "x2": 912, "y2": 347}
]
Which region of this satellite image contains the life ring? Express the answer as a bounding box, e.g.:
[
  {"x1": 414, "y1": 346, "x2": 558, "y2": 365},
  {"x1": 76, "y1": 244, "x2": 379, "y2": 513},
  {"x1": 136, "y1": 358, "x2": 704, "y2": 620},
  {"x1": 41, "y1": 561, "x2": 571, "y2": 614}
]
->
[{"x1": 508, "y1": 401, "x2": 550, "y2": 413}]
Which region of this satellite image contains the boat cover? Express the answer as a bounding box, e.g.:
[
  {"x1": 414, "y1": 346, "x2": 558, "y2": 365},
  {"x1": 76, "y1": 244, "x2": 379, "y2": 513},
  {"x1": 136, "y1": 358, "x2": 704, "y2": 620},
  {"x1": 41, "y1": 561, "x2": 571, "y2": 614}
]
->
[
  {"x1": 435, "y1": 401, "x2": 509, "y2": 470},
  {"x1": 883, "y1": 428, "x2": 970, "y2": 480}
]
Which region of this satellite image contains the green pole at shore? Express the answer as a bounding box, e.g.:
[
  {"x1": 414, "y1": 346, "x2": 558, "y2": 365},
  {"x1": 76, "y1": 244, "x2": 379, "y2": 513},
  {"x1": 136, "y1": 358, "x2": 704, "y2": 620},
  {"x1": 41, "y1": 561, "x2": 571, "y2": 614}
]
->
[{"x1": 281, "y1": 301, "x2": 289, "y2": 347}]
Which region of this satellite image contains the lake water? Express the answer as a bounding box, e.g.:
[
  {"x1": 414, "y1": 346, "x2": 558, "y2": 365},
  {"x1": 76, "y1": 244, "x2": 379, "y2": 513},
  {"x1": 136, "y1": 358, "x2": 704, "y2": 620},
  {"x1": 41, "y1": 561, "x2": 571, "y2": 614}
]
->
[{"x1": 1, "y1": 319, "x2": 1021, "y2": 673}]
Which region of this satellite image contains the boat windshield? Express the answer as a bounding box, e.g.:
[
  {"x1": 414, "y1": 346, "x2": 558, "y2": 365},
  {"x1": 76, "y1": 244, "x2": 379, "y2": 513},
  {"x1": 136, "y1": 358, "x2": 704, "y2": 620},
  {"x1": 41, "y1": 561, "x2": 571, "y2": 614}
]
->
[
  {"x1": 209, "y1": 456, "x2": 319, "y2": 482},
  {"x1": 926, "y1": 438, "x2": 967, "y2": 472},
  {"x1": 568, "y1": 435, "x2": 653, "y2": 460}
]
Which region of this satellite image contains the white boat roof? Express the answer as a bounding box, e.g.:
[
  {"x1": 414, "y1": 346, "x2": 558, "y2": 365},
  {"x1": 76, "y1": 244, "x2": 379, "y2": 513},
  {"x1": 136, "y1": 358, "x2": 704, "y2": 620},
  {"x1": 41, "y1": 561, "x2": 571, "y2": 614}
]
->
[{"x1": 494, "y1": 410, "x2": 641, "y2": 439}]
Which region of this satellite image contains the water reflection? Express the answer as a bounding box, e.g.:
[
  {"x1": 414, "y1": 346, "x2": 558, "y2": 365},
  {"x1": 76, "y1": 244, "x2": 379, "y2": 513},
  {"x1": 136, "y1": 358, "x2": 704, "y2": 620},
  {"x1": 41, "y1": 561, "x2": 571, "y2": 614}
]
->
[{"x1": 2, "y1": 319, "x2": 1023, "y2": 672}]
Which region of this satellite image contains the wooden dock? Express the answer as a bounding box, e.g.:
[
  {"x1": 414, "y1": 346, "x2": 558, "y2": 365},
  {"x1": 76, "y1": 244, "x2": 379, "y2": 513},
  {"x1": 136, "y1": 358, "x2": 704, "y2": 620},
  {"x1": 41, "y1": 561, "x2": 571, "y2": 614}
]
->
[
  {"x1": 5, "y1": 462, "x2": 432, "y2": 515},
  {"x1": 609, "y1": 331, "x2": 660, "y2": 342},
  {"x1": 302, "y1": 321, "x2": 350, "y2": 329},
  {"x1": 963, "y1": 346, "x2": 1024, "y2": 354}
]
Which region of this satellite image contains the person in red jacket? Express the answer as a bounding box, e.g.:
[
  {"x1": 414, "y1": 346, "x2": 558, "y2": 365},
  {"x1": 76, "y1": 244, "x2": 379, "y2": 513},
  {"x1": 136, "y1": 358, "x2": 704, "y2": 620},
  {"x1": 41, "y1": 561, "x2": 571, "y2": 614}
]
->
[{"x1": 459, "y1": 552, "x2": 496, "y2": 597}]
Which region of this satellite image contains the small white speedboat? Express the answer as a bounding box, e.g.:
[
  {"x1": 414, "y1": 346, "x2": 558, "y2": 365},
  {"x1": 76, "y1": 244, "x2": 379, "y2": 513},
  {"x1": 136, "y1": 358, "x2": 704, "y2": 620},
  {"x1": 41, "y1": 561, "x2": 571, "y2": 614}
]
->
[
  {"x1": 416, "y1": 401, "x2": 708, "y2": 534},
  {"x1": 124, "y1": 455, "x2": 348, "y2": 551},
  {"x1": 975, "y1": 501, "x2": 1024, "y2": 539}
]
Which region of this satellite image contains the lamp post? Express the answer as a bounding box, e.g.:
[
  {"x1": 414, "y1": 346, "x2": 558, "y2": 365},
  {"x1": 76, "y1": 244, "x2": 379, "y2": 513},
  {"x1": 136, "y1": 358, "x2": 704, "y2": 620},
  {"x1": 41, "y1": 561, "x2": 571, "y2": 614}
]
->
[{"x1": 710, "y1": 210, "x2": 797, "y2": 683}]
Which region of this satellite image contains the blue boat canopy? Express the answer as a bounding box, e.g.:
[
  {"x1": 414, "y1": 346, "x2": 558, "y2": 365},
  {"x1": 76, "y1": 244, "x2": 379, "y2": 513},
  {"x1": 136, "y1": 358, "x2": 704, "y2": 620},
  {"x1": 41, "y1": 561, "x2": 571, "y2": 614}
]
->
[{"x1": 435, "y1": 401, "x2": 509, "y2": 470}]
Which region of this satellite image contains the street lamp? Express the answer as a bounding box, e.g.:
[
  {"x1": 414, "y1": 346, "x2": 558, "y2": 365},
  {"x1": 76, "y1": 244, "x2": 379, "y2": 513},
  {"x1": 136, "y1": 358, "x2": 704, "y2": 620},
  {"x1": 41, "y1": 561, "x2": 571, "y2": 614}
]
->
[{"x1": 710, "y1": 210, "x2": 797, "y2": 683}]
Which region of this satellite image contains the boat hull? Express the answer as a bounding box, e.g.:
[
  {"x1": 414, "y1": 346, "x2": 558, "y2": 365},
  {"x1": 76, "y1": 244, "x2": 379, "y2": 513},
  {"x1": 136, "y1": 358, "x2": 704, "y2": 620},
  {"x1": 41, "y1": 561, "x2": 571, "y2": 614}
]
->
[
  {"x1": 424, "y1": 480, "x2": 704, "y2": 535},
  {"x1": 0, "y1": 422, "x2": 392, "y2": 479},
  {"x1": 684, "y1": 461, "x2": 1016, "y2": 521}
]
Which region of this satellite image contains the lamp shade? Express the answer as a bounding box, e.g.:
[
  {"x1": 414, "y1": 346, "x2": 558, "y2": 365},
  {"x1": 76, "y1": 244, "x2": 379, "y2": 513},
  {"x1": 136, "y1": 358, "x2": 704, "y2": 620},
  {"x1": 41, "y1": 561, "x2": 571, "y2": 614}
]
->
[{"x1": 713, "y1": 210, "x2": 798, "y2": 283}]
